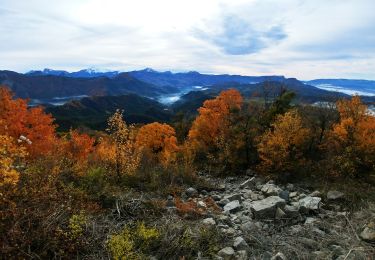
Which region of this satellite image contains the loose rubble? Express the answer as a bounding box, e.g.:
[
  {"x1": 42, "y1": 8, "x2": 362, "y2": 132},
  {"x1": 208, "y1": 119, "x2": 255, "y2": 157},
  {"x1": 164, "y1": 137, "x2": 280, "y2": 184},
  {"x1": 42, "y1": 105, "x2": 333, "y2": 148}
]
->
[{"x1": 166, "y1": 174, "x2": 375, "y2": 259}]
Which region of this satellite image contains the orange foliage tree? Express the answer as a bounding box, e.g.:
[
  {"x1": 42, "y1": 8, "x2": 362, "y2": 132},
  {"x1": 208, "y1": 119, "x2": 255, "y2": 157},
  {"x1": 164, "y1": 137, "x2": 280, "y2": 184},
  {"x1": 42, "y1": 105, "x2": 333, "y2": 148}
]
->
[
  {"x1": 188, "y1": 89, "x2": 243, "y2": 150},
  {"x1": 188, "y1": 89, "x2": 243, "y2": 170},
  {"x1": 136, "y1": 122, "x2": 179, "y2": 167},
  {"x1": 56, "y1": 130, "x2": 95, "y2": 176},
  {"x1": 257, "y1": 109, "x2": 311, "y2": 173},
  {"x1": 64, "y1": 130, "x2": 95, "y2": 162},
  {"x1": 329, "y1": 96, "x2": 375, "y2": 176},
  {"x1": 0, "y1": 87, "x2": 56, "y2": 157}
]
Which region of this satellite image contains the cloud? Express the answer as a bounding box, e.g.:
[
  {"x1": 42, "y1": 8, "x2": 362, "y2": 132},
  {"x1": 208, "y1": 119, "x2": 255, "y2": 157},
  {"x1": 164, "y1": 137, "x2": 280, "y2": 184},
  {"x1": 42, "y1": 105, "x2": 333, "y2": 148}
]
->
[
  {"x1": 0, "y1": 0, "x2": 374, "y2": 79},
  {"x1": 195, "y1": 15, "x2": 287, "y2": 55},
  {"x1": 265, "y1": 26, "x2": 288, "y2": 41}
]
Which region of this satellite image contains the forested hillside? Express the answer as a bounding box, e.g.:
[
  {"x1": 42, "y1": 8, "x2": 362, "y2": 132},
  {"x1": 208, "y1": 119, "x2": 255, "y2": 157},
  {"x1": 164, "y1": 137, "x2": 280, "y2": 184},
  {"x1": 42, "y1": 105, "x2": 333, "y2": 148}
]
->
[
  {"x1": 0, "y1": 70, "x2": 175, "y2": 99},
  {"x1": 46, "y1": 94, "x2": 172, "y2": 130}
]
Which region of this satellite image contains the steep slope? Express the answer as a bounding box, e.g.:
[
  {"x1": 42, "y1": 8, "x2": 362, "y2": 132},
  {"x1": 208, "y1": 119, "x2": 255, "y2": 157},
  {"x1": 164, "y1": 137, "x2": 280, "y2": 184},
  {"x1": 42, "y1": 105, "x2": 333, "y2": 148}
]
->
[{"x1": 46, "y1": 94, "x2": 172, "y2": 130}]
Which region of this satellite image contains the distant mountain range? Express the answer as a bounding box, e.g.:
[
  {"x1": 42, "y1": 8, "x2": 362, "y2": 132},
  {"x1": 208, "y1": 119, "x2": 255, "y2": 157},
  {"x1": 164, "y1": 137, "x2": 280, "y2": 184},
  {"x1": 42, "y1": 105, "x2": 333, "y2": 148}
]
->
[
  {"x1": 26, "y1": 68, "x2": 121, "y2": 78},
  {"x1": 3, "y1": 68, "x2": 375, "y2": 102},
  {"x1": 25, "y1": 68, "x2": 285, "y2": 86},
  {"x1": 22, "y1": 68, "x2": 375, "y2": 94},
  {"x1": 1, "y1": 68, "x2": 375, "y2": 130}
]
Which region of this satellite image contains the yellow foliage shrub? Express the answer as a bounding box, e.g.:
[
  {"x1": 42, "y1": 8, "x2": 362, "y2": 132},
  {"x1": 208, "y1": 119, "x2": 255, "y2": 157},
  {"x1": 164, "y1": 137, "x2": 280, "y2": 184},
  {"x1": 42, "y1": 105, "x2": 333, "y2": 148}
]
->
[
  {"x1": 68, "y1": 212, "x2": 87, "y2": 239},
  {"x1": 107, "y1": 222, "x2": 159, "y2": 260},
  {"x1": 96, "y1": 110, "x2": 141, "y2": 180},
  {"x1": 0, "y1": 134, "x2": 27, "y2": 189},
  {"x1": 107, "y1": 228, "x2": 136, "y2": 260}
]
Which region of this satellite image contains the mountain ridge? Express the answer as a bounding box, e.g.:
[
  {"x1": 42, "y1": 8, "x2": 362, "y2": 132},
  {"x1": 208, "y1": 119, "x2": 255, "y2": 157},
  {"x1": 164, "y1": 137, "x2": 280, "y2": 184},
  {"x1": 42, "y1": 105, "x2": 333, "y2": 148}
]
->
[
  {"x1": 0, "y1": 70, "x2": 174, "y2": 99},
  {"x1": 1, "y1": 68, "x2": 375, "y2": 107}
]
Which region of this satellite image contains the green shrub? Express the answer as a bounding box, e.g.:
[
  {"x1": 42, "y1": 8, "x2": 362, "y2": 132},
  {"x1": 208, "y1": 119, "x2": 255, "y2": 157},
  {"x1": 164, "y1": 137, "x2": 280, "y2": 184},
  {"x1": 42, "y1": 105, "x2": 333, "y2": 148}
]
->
[{"x1": 82, "y1": 167, "x2": 108, "y2": 189}]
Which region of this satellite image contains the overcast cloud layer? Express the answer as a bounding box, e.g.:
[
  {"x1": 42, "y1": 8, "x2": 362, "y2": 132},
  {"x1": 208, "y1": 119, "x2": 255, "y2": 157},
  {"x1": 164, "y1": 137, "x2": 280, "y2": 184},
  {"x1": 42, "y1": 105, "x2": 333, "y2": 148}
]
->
[{"x1": 0, "y1": 0, "x2": 374, "y2": 79}]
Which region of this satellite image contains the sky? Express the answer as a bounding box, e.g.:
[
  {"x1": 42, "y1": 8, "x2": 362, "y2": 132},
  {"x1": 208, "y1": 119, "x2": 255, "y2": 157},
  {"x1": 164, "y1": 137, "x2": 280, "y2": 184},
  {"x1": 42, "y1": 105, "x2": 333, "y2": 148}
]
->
[{"x1": 0, "y1": 0, "x2": 374, "y2": 80}]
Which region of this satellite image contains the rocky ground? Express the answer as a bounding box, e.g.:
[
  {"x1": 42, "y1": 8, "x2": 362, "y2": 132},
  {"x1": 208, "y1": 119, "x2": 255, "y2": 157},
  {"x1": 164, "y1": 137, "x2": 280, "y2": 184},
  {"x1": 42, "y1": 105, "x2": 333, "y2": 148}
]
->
[{"x1": 162, "y1": 173, "x2": 375, "y2": 259}]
